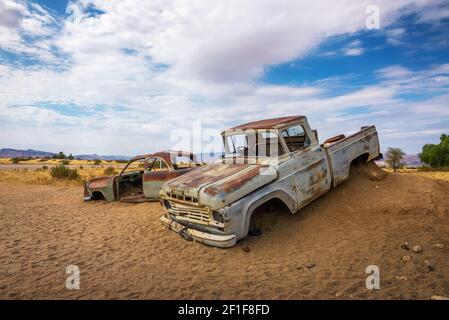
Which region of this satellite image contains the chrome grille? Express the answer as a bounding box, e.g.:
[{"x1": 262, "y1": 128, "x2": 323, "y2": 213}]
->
[
  {"x1": 168, "y1": 192, "x2": 198, "y2": 203},
  {"x1": 167, "y1": 201, "x2": 210, "y2": 224}
]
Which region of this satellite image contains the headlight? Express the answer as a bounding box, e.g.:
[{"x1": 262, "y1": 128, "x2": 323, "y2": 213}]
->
[
  {"x1": 212, "y1": 208, "x2": 231, "y2": 223},
  {"x1": 163, "y1": 199, "x2": 171, "y2": 210}
]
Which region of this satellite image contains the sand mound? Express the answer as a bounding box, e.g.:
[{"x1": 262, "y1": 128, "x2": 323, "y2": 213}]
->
[{"x1": 0, "y1": 162, "x2": 448, "y2": 299}]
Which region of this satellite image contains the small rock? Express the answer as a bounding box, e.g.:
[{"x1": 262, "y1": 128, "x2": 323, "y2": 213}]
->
[
  {"x1": 412, "y1": 245, "x2": 422, "y2": 253},
  {"x1": 395, "y1": 276, "x2": 408, "y2": 280},
  {"x1": 304, "y1": 262, "x2": 316, "y2": 269},
  {"x1": 431, "y1": 295, "x2": 449, "y2": 300},
  {"x1": 424, "y1": 260, "x2": 434, "y2": 273},
  {"x1": 400, "y1": 242, "x2": 409, "y2": 250},
  {"x1": 335, "y1": 292, "x2": 343, "y2": 297},
  {"x1": 402, "y1": 255, "x2": 412, "y2": 262},
  {"x1": 241, "y1": 246, "x2": 250, "y2": 253},
  {"x1": 432, "y1": 243, "x2": 445, "y2": 249}
]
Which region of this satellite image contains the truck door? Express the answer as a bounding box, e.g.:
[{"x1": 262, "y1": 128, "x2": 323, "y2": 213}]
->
[
  {"x1": 143, "y1": 157, "x2": 171, "y2": 199},
  {"x1": 281, "y1": 123, "x2": 332, "y2": 209}
]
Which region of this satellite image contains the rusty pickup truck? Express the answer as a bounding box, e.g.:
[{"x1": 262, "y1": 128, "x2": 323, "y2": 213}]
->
[
  {"x1": 84, "y1": 151, "x2": 204, "y2": 203},
  {"x1": 160, "y1": 116, "x2": 381, "y2": 247}
]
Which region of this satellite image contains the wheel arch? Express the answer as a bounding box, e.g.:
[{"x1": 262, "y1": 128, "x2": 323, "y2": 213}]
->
[{"x1": 242, "y1": 190, "x2": 296, "y2": 237}]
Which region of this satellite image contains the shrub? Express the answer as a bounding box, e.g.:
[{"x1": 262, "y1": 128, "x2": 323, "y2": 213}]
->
[
  {"x1": 79, "y1": 165, "x2": 84, "y2": 170},
  {"x1": 61, "y1": 159, "x2": 70, "y2": 165},
  {"x1": 50, "y1": 165, "x2": 79, "y2": 180},
  {"x1": 93, "y1": 159, "x2": 102, "y2": 165},
  {"x1": 42, "y1": 165, "x2": 48, "y2": 170},
  {"x1": 11, "y1": 158, "x2": 20, "y2": 164},
  {"x1": 103, "y1": 166, "x2": 117, "y2": 175}
]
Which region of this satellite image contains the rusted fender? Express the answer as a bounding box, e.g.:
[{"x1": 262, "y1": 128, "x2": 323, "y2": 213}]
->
[{"x1": 85, "y1": 176, "x2": 116, "y2": 201}]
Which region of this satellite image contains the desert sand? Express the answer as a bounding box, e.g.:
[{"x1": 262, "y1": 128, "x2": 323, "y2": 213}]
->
[{"x1": 0, "y1": 163, "x2": 448, "y2": 299}]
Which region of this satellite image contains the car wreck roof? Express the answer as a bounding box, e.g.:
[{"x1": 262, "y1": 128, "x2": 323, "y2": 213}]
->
[
  {"x1": 130, "y1": 150, "x2": 198, "y2": 165},
  {"x1": 227, "y1": 115, "x2": 305, "y2": 131}
]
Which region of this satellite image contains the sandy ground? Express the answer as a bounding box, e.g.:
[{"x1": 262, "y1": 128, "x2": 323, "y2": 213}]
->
[{"x1": 0, "y1": 163, "x2": 448, "y2": 299}]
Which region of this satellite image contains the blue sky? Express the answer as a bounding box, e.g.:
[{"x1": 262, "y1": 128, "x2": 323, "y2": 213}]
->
[{"x1": 0, "y1": 0, "x2": 448, "y2": 155}]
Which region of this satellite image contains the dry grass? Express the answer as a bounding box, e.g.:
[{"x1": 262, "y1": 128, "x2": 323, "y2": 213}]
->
[
  {"x1": 0, "y1": 167, "x2": 109, "y2": 186},
  {"x1": 384, "y1": 168, "x2": 449, "y2": 182}
]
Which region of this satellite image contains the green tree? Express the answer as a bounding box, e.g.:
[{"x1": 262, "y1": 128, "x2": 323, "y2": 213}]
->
[
  {"x1": 385, "y1": 147, "x2": 406, "y2": 172},
  {"x1": 52, "y1": 151, "x2": 66, "y2": 159},
  {"x1": 419, "y1": 134, "x2": 449, "y2": 168},
  {"x1": 68, "y1": 153, "x2": 74, "y2": 160}
]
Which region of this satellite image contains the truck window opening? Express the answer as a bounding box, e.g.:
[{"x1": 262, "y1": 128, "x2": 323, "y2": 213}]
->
[
  {"x1": 281, "y1": 124, "x2": 310, "y2": 152},
  {"x1": 225, "y1": 130, "x2": 284, "y2": 157}
]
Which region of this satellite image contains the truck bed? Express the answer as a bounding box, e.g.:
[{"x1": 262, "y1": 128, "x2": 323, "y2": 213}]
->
[{"x1": 323, "y1": 125, "x2": 380, "y2": 187}]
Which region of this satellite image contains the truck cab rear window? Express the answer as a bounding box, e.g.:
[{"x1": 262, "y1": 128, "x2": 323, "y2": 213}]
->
[{"x1": 281, "y1": 124, "x2": 310, "y2": 152}]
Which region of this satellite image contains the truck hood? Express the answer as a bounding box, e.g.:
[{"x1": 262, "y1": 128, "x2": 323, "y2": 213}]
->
[{"x1": 162, "y1": 163, "x2": 278, "y2": 209}]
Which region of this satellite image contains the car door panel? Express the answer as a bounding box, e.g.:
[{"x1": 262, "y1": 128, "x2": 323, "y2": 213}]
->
[
  {"x1": 290, "y1": 146, "x2": 331, "y2": 209},
  {"x1": 143, "y1": 170, "x2": 170, "y2": 199}
]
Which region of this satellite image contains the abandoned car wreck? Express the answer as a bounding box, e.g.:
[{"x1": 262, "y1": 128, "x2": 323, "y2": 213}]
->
[
  {"x1": 84, "y1": 151, "x2": 204, "y2": 203},
  {"x1": 160, "y1": 115, "x2": 381, "y2": 247}
]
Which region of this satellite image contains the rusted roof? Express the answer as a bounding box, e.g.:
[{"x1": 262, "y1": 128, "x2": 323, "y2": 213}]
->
[
  {"x1": 228, "y1": 116, "x2": 305, "y2": 131},
  {"x1": 130, "y1": 150, "x2": 199, "y2": 166}
]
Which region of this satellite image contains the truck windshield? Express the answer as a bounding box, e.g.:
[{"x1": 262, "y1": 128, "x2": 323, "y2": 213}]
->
[{"x1": 223, "y1": 130, "x2": 284, "y2": 158}]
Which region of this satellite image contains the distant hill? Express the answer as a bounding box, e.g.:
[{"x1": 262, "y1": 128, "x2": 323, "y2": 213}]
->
[
  {"x1": 75, "y1": 154, "x2": 131, "y2": 161},
  {"x1": 404, "y1": 154, "x2": 421, "y2": 167},
  {"x1": 0, "y1": 148, "x2": 131, "y2": 161},
  {"x1": 376, "y1": 153, "x2": 422, "y2": 168},
  {"x1": 0, "y1": 148, "x2": 55, "y2": 158}
]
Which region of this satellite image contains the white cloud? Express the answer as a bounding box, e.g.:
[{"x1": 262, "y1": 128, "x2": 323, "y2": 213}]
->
[
  {"x1": 343, "y1": 47, "x2": 364, "y2": 56},
  {"x1": 342, "y1": 39, "x2": 364, "y2": 56},
  {"x1": 385, "y1": 27, "x2": 406, "y2": 46}
]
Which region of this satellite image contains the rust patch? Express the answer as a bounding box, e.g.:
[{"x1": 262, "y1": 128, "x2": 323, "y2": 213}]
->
[
  {"x1": 228, "y1": 116, "x2": 304, "y2": 131},
  {"x1": 202, "y1": 165, "x2": 270, "y2": 196},
  {"x1": 165, "y1": 164, "x2": 250, "y2": 189},
  {"x1": 323, "y1": 134, "x2": 345, "y2": 144},
  {"x1": 129, "y1": 150, "x2": 201, "y2": 169},
  {"x1": 89, "y1": 176, "x2": 114, "y2": 188}
]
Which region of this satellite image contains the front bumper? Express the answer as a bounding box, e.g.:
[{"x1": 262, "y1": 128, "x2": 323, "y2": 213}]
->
[{"x1": 160, "y1": 215, "x2": 236, "y2": 248}]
